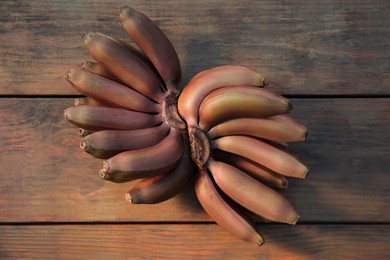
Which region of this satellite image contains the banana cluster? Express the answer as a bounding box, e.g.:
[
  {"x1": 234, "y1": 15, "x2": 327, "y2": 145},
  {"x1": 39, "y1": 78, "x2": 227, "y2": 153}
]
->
[
  {"x1": 64, "y1": 6, "x2": 195, "y2": 204},
  {"x1": 63, "y1": 6, "x2": 308, "y2": 245},
  {"x1": 178, "y1": 66, "x2": 308, "y2": 245}
]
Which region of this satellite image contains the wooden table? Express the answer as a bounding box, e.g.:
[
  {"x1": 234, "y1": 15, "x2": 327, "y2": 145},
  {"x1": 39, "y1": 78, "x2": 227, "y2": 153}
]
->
[{"x1": 1, "y1": 1, "x2": 389, "y2": 259}]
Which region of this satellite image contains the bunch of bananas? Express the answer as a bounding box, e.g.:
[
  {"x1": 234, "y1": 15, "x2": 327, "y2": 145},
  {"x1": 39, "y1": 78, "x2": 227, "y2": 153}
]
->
[{"x1": 64, "y1": 6, "x2": 308, "y2": 245}]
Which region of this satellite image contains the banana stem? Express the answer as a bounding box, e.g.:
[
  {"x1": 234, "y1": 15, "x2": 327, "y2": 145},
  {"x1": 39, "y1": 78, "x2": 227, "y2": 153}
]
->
[
  {"x1": 162, "y1": 89, "x2": 186, "y2": 130},
  {"x1": 188, "y1": 126, "x2": 211, "y2": 169},
  {"x1": 164, "y1": 81, "x2": 176, "y2": 93}
]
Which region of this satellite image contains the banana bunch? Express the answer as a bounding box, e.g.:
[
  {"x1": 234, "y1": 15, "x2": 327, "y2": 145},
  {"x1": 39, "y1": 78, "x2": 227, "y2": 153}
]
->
[
  {"x1": 64, "y1": 6, "x2": 195, "y2": 204},
  {"x1": 64, "y1": 6, "x2": 308, "y2": 245},
  {"x1": 178, "y1": 66, "x2": 308, "y2": 245}
]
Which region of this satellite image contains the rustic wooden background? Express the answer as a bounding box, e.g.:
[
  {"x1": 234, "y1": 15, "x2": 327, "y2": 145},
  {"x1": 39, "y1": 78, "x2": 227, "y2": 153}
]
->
[{"x1": 1, "y1": 0, "x2": 389, "y2": 259}]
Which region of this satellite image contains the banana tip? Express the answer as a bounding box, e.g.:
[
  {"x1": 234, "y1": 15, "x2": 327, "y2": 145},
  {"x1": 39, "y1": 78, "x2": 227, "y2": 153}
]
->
[
  {"x1": 291, "y1": 215, "x2": 300, "y2": 225},
  {"x1": 81, "y1": 32, "x2": 88, "y2": 40},
  {"x1": 79, "y1": 128, "x2": 85, "y2": 136},
  {"x1": 302, "y1": 167, "x2": 309, "y2": 178},
  {"x1": 282, "y1": 179, "x2": 289, "y2": 190},
  {"x1": 80, "y1": 61, "x2": 89, "y2": 68},
  {"x1": 125, "y1": 193, "x2": 133, "y2": 204},
  {"x1": 98, "y1": 169, "x2": 107, "y2": 180},
  {"x1": 64, "y1": 70, "x2": 71, "y2": 80},
  {"x1": 257, "y1": 238, "x2": 265, "y2": 246},
  {"x1": 119, "y1": 5, "x2": 129, "y2": 10},
  {"x1": 253, "y1": 233, "x2": 265, "y2": 246},
  {"x1": 82, "y1": 32, "x2": 94, "y2": 43},
  {"x1": 80, "y1": 139, "x2": 87, "y2": 150},
  {"x1": 63, "y1": 108, "x2": 69, "y2": 120},
  {"x1": 64, "y1": 69, "x2": 75, "y2": 81},
  {"x1": 119, "y1": 5, "x2": 134, "y2": 18},
  {"x1": 304, "y1": 130, "x2": 309, "y2": 140},
  {"x1": 74, "y1": 98, "x2": 81, "y2": 106},
  {"x1": 102, "y1": 161, "x2": 109, "y2": 173},
  {"x1": 287, "y1": 102, "x2": 293, "y2": 111}
]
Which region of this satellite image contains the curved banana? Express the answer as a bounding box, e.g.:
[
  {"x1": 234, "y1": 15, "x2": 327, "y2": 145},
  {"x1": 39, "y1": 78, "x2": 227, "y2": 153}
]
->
[
  {"x1": 80, "y1": 123, "x2": 170, "y2": 159},
  {"x1": 119, "y1": 6, "x2": 181, "y2": 91},
  {"x1": 199, "y1": 86, "x2": 291, "y2": 130},
  {"x1": 81, "y1": 61, "x2": 118, "y2": 81},
  {"x1": 178, "y1": 66, "x2": 264, "y2": 127},
  {"x1": 66, "y1": 68, "x2": 160, "y2": 113},
  {"x1": 207, "y1": 159, "x2": 299, "y2": 225},
  {"x1": 208, "y1": 115, "x2": 307, "y2": 143},
  {"x1": 83, "y1": 32, "x2": 164, "y2": 102},
  {"x1": 113, "y1": 37, "x2": 161, "y2": 78},
  {"x1": 64, "y1": 105, "x2": 162, "y2": 131},
  {"x1": 212, "y1": 135, "x2": 308, "y2": 178},
  {"x1": 100, "y1": 128, "x2": 184, "y2": 183},
  {"x1": 82, "y1": 42, "x2": 158, "y2": 84},
  {"x1": 213, "y1": 150, "x2": 288, "y2": 190},
  {"x1": 195, "y1": 168, "x2": 264, "y2": 245},
  {"x1": 125, "y1": 137, "x2": 195, "y2": 203}
]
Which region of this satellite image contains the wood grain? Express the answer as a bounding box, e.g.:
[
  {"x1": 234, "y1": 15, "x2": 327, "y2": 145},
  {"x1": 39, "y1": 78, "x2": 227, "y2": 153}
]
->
[
  {"x1": 1, "y1": 0, "x2": 389, "y2": 95},
  {"x1": 0, "y1": 98, "x2": 388, "y2": 222},
  {"x1": 1, "y1": 0, "x2": 389, "y2": 257},
  {"x1": 0, "y1": 224, "x2": 388, "y2": 259}
]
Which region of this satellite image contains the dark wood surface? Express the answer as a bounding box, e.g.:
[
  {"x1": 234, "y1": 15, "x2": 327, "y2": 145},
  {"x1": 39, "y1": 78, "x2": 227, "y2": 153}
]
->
[
  {"x1": 1, "y1": 0, "x2": 390, "y2": 95},
  {"x1": 1, "y1": 0, "x2": 389, "y2": 258},
  {"x1": 1, "y1": 225, "x2": 389, "y2": 259}
]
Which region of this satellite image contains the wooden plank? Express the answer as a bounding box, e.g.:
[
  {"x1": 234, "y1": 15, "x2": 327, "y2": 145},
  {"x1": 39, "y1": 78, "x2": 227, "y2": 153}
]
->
[
  {"x1": 0, "y1": 224, "x2": 388, "y2": 259},
  {"x1": 1, "y1": 0, "x2": 389, "y2": 95},
  {"x1": 0, "y1": 98, "x2": 389, "y2": 222}
]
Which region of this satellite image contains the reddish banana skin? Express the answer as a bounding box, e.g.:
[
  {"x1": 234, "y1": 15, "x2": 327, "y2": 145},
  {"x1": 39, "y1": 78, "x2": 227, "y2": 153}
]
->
[
  {"x1": 207, "y1": 160, "x2": 299, "y2": 225},
  {"x1": 199, "y1": 85, "x2": 292, "y2": 131},
  {"x1": 213, "y1": 150, "x2": 288, "y2": 190},
  {"x1": 271, "y1": 114, "x2": 308, "y2": 130},
  {"x1": 81, "y1": 61, "x2": 118, "y2": 81},
  {"x1": 81, "y1": 123, "x2": 170, "y2": 159},
  {"x1": 208, "y1": 115, "x2": 307, "y2": 143},
  {"x1": 126, "y1": 137, "x2": 195, "y2": 204},
  {"x1": 100, "y1": 128, "x2": 183, "y2": 183},
  {"x1": 113, "y1": 37, "x2": 161, "y2": 76},
  {"x1": 66, "y1": 68, "x2": 160, "y2": 113},
  {"x1": 244, "y1": 87, "x2": 289, "y2": 103},
  {"x1": 119, "y1": 6, "x2": 181, "y2": 90},
  {"x1": 195, "y1": 168, "x2": 264, "y2": 245},
  {"x1": 178, "y1": 66, "x2": 265, "y2": 127},
  {"x1": 64, "y1": 105, "x2": 162, "y2": 131},
  {"x1": 212, "y1": 135, "x2": 308, "y2": 178},
  {"x1": 83, "y1": 32, "x2": 164, "y2": 102}
]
